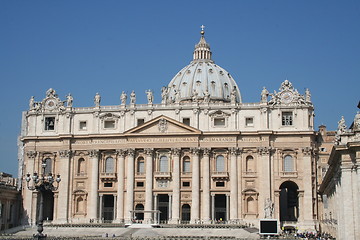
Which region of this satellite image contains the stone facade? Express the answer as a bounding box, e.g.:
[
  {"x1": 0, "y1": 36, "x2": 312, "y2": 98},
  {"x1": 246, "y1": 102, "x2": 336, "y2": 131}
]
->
[
  {"x1": 318, "y1": 110, "x2": 360, "y2": 240},
  {"x1": 0, "y1": 172, "x2": 21, "y2": 231},
  {"x1": 19, "y1": 29, "x2": 319, "y2": 231}
]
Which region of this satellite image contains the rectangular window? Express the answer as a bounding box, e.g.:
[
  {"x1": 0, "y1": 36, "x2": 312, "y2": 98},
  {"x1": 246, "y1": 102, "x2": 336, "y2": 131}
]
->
[
  {"x1": 45, "y1": 117, "x2": 55, "y2": 130},
  {"x1": 216, "y1": 182, "x2": 225, "y2": 187},
  {"x1": 159, "y1": 156, "x2": 168, "y2": 172},
  {"x1": 104, "y1": 120, "x2": 115, "y2": 129},
  {"x1": 137, "y1": 118, "x2": 145, "y2": 126},
  {"x1": 246, "y1": 117, "x2": 254, "y2": 127},
  {"x1": 182, "y1": 118, "x2": 190, "y2": 126},
  {"x1": 323, "y1": 195, "x2": 328, "y2": 209},
  {"x1": 182, "y1": 181, "x2": 190, "y2": 187},
  {"x1": 282, "y1": 112, "x2": 293, "y2": 126},
  {"x1": 104, "y1": 182, "x2": 113, "y2": 188},
  {"x1": 79, "y1": 121, "x2": 87, "y2": 130},
  {"x1": 214, "y1": 118, "x2": 225, "y2": 126},
  {"x1": 183, "y1": 160, "x2": 191, "y2": 173},
  {"x1": 136, "y1": 181, "x2": 144, "y2": 187}
]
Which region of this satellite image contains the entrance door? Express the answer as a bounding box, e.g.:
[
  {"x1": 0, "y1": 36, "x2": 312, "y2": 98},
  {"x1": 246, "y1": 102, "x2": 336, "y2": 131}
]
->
[
  {"x1": 279, "y1": 181, "x2": 299, "y2": 221},
  {"x1": 134, "y1": 204, "x2": 144, "y2": 222},
  {"x1": 181, "y1": 204, "x2": 191, "y2": 223},
  {"x1": 41, "y1": 190, "x2": 54, "y2": 221},
  {"x1": 103, "y1": 195, "x2": 114, "y2": 221},
  {"x1": 214, "y1": 194, "x2": 227, "y2": 222},
  {"x1": 158, "y1": 194, "x2": 169, "y2": 222}
]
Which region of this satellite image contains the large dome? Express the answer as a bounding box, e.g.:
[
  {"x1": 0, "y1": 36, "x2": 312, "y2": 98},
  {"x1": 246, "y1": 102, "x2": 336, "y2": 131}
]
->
[{"x1": 164, "y1": 28, "x2": 242, "y2": 104}]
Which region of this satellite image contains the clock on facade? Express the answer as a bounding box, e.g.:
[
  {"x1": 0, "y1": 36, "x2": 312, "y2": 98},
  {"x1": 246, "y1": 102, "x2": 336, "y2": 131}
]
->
[{"x1": 280, "y1": 91, "x2": 293, "y2": 104}]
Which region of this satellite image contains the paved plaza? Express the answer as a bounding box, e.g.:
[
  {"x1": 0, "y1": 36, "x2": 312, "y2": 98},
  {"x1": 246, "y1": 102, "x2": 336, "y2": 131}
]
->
[{"x1": 10, "y1": 226, "x2": 260, "y2": 239}]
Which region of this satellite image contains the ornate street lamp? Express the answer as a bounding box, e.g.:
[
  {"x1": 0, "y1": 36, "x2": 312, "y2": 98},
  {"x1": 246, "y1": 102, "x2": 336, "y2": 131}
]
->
[{"x1": 25, "y1": 159, "x2": 61, "y2": 239}]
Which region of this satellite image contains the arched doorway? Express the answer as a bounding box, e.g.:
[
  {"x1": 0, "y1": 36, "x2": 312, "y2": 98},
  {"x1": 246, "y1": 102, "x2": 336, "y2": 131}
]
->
[
  {"x1": 134, "y1": 204, "x2": 144, "y2": 222},
  {"x1": 37, "y1": 190, "x2": 54, "y2": 221},
  {"x1": 279, "y1": 181, "x2": 299, "y2": 222},
  {"x1": 181, "y1": 204, "x2": 191, "y2": 223}
]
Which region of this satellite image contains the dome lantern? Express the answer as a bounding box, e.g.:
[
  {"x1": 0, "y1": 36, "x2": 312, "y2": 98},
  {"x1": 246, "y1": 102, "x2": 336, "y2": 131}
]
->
[{"x1": 193, "y1": 25, "x2": 212, "y2": 62}]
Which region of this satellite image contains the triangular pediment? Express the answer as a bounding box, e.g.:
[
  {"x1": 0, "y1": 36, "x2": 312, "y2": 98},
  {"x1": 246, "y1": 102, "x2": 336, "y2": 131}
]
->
[{"x1": 124, "y1": 115, "x2": 201, "y2": 136}]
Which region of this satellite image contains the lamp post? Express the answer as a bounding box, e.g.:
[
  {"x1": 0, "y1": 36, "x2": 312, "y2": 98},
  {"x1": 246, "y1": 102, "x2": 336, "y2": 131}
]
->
[{"x1": 25, "y1": 159, "x2": 61, "y2": 239}]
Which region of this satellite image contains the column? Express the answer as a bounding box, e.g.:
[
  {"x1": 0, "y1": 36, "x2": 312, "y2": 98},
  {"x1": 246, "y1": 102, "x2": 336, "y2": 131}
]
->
[
  {"x1": 258, "y1": 146, "x2": 271, "y2": 219},
  {"x1": 229, "y1": 148, "x2": 238, "y2": 222},
  {"x1": 99, "y1": 194, "x2": 103, "y2": 221},
  {"x1": 125, "y1": 149, "x2": 135, "y2": 223},
  {"x1": 302, "y1": 148, "x2": 314, "y2": 228},
  {"x1": 211, "y1": 194, "x2": 215, "y2": 221},
  {"x1": 190, "y1": 148, "x2": 200, "y2": 223},
  {"x1": 168, "y1": 194, "x2": 172, "y2": 220},
  {"x1": 170, "y1": 148, "x2": 181, "y2": 224},
  {"x1": 113, "y1": 195, "x2": 117, "y2": 220},
  {"x1": 154, "y1": 194, "x2": 158, "y2": 224},
  {"x1": 56, "y1": 150, "x2": 71, "y2": 223},
  {"x1": 24, "y1": 151, "x2": 36, "y2": 225},
  {"x1": 144, "y1": 148, "x2": 154, "y2": 223},
  {"x1": 226, "y1": 194, "x2": 230, "y2": 222},
  {"x1": 116, "y1": 150, "x2": 126, "y2": 222},
  {"x1": 202, "y1": 148, "x2": 211, "y2": 223},
  {"x1": 88, "y1": 150, "x2": 99, "y2": 220}
]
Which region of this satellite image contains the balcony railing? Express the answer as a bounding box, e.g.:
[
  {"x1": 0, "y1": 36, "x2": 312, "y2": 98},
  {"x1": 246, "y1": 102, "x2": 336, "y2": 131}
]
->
[
  {"x1": 211, "y1": 171, "x2": 229, "y2": 180},
  {"x1": 280, "y1": 171, "x2": 297, "y2": 177},
  {"x1": 154, "y1": 171, "x2": 171, "y2": 179},
  {"x1": 100, "y1": 172, "x2": 117, "y2": 180}
]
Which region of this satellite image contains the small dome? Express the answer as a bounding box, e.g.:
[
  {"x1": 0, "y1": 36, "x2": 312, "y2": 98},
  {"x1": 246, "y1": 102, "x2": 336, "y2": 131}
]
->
[{"x1": 165, "y1": 27, "x2": 242, "y2": 104}]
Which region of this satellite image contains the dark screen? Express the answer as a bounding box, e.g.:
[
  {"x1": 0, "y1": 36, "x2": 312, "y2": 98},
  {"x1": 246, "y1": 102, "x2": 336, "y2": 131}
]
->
[{"x1": 260, "y1": 220, "x2": 278, "y2": 234}]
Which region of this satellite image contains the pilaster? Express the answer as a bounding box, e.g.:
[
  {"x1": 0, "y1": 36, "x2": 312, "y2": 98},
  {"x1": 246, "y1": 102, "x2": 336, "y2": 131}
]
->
[
  {"x1": 88, "y1": 150, "x2": 100, "y2": 220},
  {"x1": 190, "y1": 147, "x2": 200, "y2": 223},
  {"x1": 202, "y1": 148, "x2": 211, "y2": 223},
  {"x1": 170, "y1": 148, "x2": 181, "y2": 224},
  {"x1": 116, "y1": 149, "x2": 126, "y2": 223},
  {"x1": 56, "y1": 150, "x2": 72, "y2": 223},
  {"x1": 125, "y1": 149, "x2": 135, "y2": 223},
  {"x1": 144, "y1": 148, "x2": 154, "y2": 223}
]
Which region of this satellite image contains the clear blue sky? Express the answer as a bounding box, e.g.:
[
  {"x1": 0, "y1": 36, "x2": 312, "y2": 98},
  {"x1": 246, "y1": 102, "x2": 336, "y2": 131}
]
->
[{"x1": 0, "y1": 0, "x2": 359, "y2": 176}]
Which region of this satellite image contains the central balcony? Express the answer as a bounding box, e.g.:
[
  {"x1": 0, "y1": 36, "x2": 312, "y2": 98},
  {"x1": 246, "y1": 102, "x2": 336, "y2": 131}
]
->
[
  {"x1": 100, "y1": 172, "x2": 117, "y2": 181},
  {"x1": 211, "y1": 171, "x2": 229, "y2": 181},
  {"x1": 154, "y1": 171, "x2": 172, "y2": 180}
]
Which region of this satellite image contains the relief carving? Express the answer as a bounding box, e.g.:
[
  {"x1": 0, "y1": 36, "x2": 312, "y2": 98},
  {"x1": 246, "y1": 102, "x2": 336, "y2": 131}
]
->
[
  {"x1": 59, "y1": 150, "x2": 72, "y2": 158},
  {"x1": 26, "y1": 151, "x2": 37, "y2": 159}
]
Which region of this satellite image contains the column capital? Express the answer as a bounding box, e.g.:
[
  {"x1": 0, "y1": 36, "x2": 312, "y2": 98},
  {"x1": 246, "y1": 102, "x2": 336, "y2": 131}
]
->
[
  {"x1": 229, "y1": 147, "x2": 241, "y2": 156},
  {"x1": 190, "y1": 147, "x2": 201, "y2": 155},
  {"x1": 116, "y1": 149, "x2": 127, "y2": 157},
  {"x1": 89, "y1": 149, "x2": 100, "y2": 158},
  {"x1": 59, "y1": 150, "x2": 72, "y2": 158},
  {"x1": 127, "y1": 148, "x2": 135, "y2": 157},
  {"x1": 144, "y1": 148, "x2": 154, "y2": 156},
  {"x1": 302, "y1": 147, "x2": 313, "y2": 156},
  {"x1": 257, "y1": 147, "x2": 273, "y2": 156},
  {"x1": 26, "y1": 150, "x2": 37, "y2": 159},
  {"x1": 171, "y1": 148, "x2": 181, "y2": 156},
  {"x1": 203, "y1": 148, "x2": 211, "y2": 156}
]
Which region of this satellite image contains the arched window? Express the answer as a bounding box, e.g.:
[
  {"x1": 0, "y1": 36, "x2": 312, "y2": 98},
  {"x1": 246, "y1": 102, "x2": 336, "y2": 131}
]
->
[
  {"x1": 283, "y1": 155, "x2": 294, "y2": 172},
  {"x1": 77, "y1": 158, "x2": 86, "y2": 175},
  {"x1": 159, "y1": 155, "x2": 168, "y2": 172},
  {"x1": 246, "y1": 156, "x2": 255, "y2": 172},
  {"x1": 216, "y1": 155, "x2": 225, "y2": 172},
  {"x1": 137, "y1": 157, "x2": 145, "y2": 173},
  {"x1": 44, "y1": 158, "x2": 52, "y2": 174},
  {"x1": 105, "y1": 157, "x2": 114, "y2": 173},
  {"x1": 182, "y1": 156, "x2": 191, "y2": 173}
]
